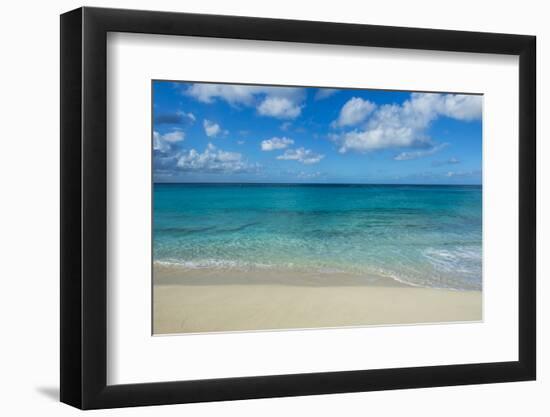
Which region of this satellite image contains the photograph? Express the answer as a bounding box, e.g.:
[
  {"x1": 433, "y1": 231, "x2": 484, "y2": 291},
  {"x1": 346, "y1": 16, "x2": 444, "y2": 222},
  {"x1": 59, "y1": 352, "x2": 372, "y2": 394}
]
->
[{"x1": 152, "y1": 80, "x2": 483, "y2": 334}]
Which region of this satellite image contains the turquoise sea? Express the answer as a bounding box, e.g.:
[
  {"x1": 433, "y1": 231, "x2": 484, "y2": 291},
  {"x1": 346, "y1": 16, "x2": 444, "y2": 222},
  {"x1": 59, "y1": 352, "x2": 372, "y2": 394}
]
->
[{"x1": 153, "y1": 184, "x2": 482, "y2": 291}]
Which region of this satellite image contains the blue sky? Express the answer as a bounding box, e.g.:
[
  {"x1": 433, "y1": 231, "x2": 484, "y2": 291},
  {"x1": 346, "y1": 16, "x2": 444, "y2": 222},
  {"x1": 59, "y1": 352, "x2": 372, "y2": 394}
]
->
[{"x1": 153, "y1": 81, "x2": 482, "y2": 184}]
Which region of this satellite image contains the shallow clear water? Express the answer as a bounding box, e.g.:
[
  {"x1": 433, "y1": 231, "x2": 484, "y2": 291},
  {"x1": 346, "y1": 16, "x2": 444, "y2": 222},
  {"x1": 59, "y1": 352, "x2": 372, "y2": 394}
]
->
[{"x1": 153, "y1": 183, "x2": 482, "y2": 290}]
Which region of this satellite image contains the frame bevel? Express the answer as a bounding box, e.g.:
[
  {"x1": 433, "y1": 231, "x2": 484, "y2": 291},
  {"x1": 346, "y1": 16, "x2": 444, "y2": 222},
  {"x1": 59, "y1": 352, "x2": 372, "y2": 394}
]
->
[{"x1": 60, "y1": 6, "x2": 536, "y2": 409}]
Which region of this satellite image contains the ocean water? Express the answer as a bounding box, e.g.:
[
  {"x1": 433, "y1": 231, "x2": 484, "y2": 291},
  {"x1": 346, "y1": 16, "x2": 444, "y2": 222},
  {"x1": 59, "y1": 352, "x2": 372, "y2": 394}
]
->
[{"x1": 153, "y1": 184, "x2": 482, "y2": 291}]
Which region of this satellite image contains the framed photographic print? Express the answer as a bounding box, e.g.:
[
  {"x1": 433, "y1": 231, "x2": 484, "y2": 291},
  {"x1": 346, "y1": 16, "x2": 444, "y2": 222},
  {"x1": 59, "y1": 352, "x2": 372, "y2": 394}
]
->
[
  {"x1": 151, "y1": 80, "x2": 485, "y2": 335},
  {"x1": 60, "y1": 6, "x2": 536, "y2": 409}
]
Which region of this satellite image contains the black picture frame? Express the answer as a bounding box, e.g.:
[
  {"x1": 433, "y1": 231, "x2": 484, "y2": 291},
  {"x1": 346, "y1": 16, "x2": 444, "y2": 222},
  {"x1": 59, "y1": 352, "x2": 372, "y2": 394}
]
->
[{"x1": 60, "y1": 6, "x2": 536, "y2": 410}]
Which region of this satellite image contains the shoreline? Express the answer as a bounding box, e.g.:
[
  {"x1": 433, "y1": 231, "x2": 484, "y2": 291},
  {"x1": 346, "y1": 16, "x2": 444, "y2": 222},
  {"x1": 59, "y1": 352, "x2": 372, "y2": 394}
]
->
[
  {"x1": 153, "y1": 264, "x2": 482, "y2": 334},
  {"x1": 153, "y1": 263, "x2": 411, "y2": 287}
]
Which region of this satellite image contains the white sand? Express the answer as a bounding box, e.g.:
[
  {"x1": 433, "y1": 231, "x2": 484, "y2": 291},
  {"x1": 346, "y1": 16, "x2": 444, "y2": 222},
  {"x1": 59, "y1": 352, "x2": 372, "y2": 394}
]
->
[{"x1": 153, "y1": 265, "x2": 482, "y2": 334}]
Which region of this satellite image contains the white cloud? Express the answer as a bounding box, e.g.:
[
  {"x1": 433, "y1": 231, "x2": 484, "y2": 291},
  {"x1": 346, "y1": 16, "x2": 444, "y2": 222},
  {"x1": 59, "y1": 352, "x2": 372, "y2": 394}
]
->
[
  {"x1": 261, "y1": 137, "x2": 294, "y2": 151},
  {"x1": 315, "y1": 88, "x2": 338, "y2": 100},
  {"x1": 280, "y1": 122, "x2": 292, "y2": 131},
  {"x1": 185, "y1": 84, "x2": 262, "y2": 105},
  {"x1": 297, "y1": 171, "x2": 322, "y2": 179},
  {"x1": 257, "y1": 97, "x2": 302, "y2": 119},
  {"x1": 403, "y1": 93, "x2": 482, "y2": 122},
  {"x1": 161, "y1": 130, "x2": 185, "y2": 143},
  {"x1": 445, "y1": 169, "x2": 482, "y2": 178},
  {"x1": 392, "y1": 168, "x2": 481, "y2": 182},
  {"x1": 277, "y1": 147, "x2": 324, "y2": 164},
  {"x1": 332, "y1": 97, "x2": 376, "y2": 128},
  {"x1": 153, "y1": 132, "x2": 170, "y2": 153},
  {"x1": 333, "y1": 93, "x2": 482, "y2": 153},
  {"x1": 153, "y1": 130, "x2": 185, "y2": 153},
  {"x1": 333, "y1": 123, "x2": 430, "y2": 153},
  {"x1": 176, "y1": 143, "x2": 254, "y2": 173},
  {"x1": 432, "y1": 157, "x2": 460, "y2": 167},
  {"x1": 203, "y1": 119, "x2": 222, "y2": 137},
  {"x1": 394, "y1": 143, "x2": 449, "y2": 161},
  {"x1": 438, "y1": 95, "x2": 482, "y2": 121},
  {"x1": 184, "y1": 83, "x2": 305, "y2": 119}
]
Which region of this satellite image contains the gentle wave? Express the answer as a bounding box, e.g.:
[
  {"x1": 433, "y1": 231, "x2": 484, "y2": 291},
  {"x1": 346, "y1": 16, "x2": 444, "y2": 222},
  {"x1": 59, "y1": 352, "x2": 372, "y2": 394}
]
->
[
  {"x1": 154, "y1": 259, "x2": 368, "y2": 276},
  {"x1": 422, "y1": 247, "x2": 481, "y2": 275},
  {"x1": 154, "y1": 259, "x2": 276, "y2": 270},
  {"x1": 153, "y1": 257, "x2": 481, "y2": 291}
]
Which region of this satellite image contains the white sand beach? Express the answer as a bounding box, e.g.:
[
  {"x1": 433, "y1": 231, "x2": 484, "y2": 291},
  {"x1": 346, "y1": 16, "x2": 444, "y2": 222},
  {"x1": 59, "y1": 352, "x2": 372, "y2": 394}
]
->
[{"x1": 153, "y1": 264, "x2": 482, "y2": 334}]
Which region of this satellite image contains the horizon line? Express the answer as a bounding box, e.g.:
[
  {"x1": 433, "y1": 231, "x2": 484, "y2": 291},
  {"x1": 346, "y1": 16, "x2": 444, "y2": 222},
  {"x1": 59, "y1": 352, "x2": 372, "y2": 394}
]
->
[{"x1": 153, "y1": 181, "x2": 482, "y2": 186}]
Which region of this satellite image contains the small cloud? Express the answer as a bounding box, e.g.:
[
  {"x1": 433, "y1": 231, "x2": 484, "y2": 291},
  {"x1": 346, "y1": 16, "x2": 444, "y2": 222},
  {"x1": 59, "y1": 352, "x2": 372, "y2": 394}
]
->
[
  {"x1": 237, "y1": 140, "x2": 245, "y2": 145},
  {"x1": 297, "y1": 171, "x2": 322, "y2": 179},
  {"x1": 176, "y1": 143, "x2": 256, "y2": 173},
  {"x1": 153, "y1": 129, "x2": 185, "y2": 153},
  {"x1": 153, "y1": 132, "x2": 169, "y2": 153},
  {"x1": 440, "y1": 95, "x2": 483, "y2": 121},
  {"x1": 258, "y1": 97, "x2": 302, "y2": 119},
  {"x1": 445, "y1": 169, "x2": 481, "y2": 178},
  {"x1": 277, "y1": 147, "x2": 324, "y2": 164},
  {"x1": 314, "y1": 88, "x2": 338, "y2": 100},
  {"x1": 261, "y1": 137, "x2": 294, "y2": 151},
  {"x1": 394, "y1": 143, "x2": 449, "y2": 161},
  {"x1": 280, "y1": 122, "x2": 292, "y2": 131},
  {"x1": 203, "y1": 119, "x2": 223, "y2": 137},
  {"x1": 162, "y1": 130, "x2": 185, "y2": 143},
  {"x1": 185, "y1": 83, "x2": 261, "y2": 105},
  {"x1": 331, "y1": 97, "x2": 376, "y2": 128},
  {"x1": 392, "y1": 169, "x2": 481, "y2": 182},
  {"x1": 432, "y1": 157, "x2": 461, "y2": 167}
]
